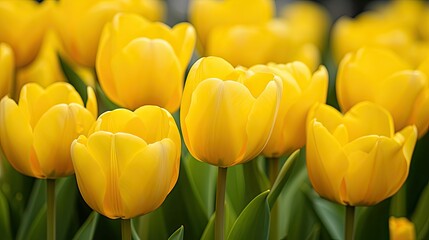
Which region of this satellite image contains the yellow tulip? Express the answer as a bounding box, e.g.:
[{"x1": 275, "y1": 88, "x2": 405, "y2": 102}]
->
[
  {"x1": 337, "y1": 47, "x2": 429, "y2": 137},
  {"x1": 0, "y1": 43, "x2": 13, "y2": 99},
  {"x1": 189, "y1": 0, "x2": 274, "y2": 53},
  {"x1": 206, "y1": 20, "x2": 320, "y2": 69},
  {"x1": 54, "y1": 0, "x2": 165, "y2": 67},
  {"x1": 71, "y1": 106, "x2": 181, "y2": 219},
  {"x1": 280, "y1": 1, "x2": 330, "y2": 49},
  {"x1": 0, "y1": 0, "x2": 51, "y2": 67},
  {"x1": 96, "y1": 13, "x2": 195, "y2": 112},
  {"x1": 306, "y1": 102, "x2": 417, "y2": 206},
  {"x1": 15, "y1": 31, "x2": 66, "y2": 98},
  {"x1": 389, "y1": 217, "x2": 416, "y2": 240},
  {"x1": 249, "y1": 62, "x2": 328, "y2": 157},
  {"x1": 180, "y1": 57, "x2": 282, "y2": 167},
  {"x1": 0, "y1": 82, "x2": 97, "y2": 179}
]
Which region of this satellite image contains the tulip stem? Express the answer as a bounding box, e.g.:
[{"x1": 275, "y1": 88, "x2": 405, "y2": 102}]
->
[
  {"x1": 47, "y1": 179, "x2": 56, "y2": 240},
  {"x1": 215, "y1": 167, "x2": 228, "y2": 240},
  {"x1": 268, "y1": 157, "x2": 279, "y2": 240},
  {"x1": 345, "y1": 205, "x2": 355, "y2": 240},
  {"x1": 122, "y1": 218, "x2": 131, "y2": 240}
]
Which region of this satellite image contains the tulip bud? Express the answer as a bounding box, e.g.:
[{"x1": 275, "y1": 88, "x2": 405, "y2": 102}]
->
[
  {"x1": 306, "y1": 102, "x2": 417, "y2": 206},
  {"x1": 0, "y1": 82, "x2": 97, "y2": 179},
  {"x1": 71, "y1": 105, "x2": 181, "y2": 219},
  {"x1": 0, "y1": 43, "x2": 14, "y2": 99},
  {"x1": 337, "y1": 47, "x2": 429, "y2": 137},
  {"x1": 389, "y1": 217, "x2": 416, "y2": 240},
  {"x1": 181, "y1": 57, "x2": 282, "y2": 167},
  {"x1": 96, "y1": 13, "x2": 195, "y2": 112}
]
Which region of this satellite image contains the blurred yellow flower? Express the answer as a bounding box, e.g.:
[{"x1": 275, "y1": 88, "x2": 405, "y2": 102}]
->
[
  {"x1": 54, "y1": 0, "x2": 165, "y2": 67},
  {"x1": 71, "y1": 106, "x2": 181, "y2": 219},
  {"x1": 189, "y1": 0, "x2": 274, "y2": 53},
  {"x1": 0, "y1": 82, "x2": 97, "y2": 179},
  {"x1": 96, "y1": 13, "x2": 195, "y2": 112},
  {"x1": 181, "y1": 57, "x2": 282, "y2": 167},
  {"x1": 306, "y1": 102, "x2": 417, "y2": 206},
  {"x1": 389, "y1": 217, "x2": 416, "y2": 240},
  {"x1": 249, "y1": 62, "x2": 328, "y2": 157},
  {"x1": 0, "y1": 43, "x2": 13, "y2": 99},
  {"x1": 337, "y1": 47, "x2": 429, "y2": 137},
  {"x1": 0, "y1": 0, "x2": 51, "y2": 67}
]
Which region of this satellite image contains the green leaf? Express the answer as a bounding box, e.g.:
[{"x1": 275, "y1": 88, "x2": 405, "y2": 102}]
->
[
  {"x1": 72, "y1": 212, "x2": 99, "y2": 240},
  {"x1": 227, "y1": 190, "x2": 270, "y2": 240},
  {"x1": 0, "y1": 190, "x2": 12, "y2": 240},
  {"x1": 267, "y1": 149, "x2": 300, "y2": 208},
  {"x1": 58, "y1": 55, "x2": 88, "y2": 103},
  {"x1": 355, "y1": 199, "x2": 390, "y2": 240},
  {"x1": 201, "y1": 199, "x2": 237, "y2": 240},
  {"x1": 95, "y1": 83, "x2": 120, "y2": 112},
  {"x1": 412, "y1": 182, "x2": 429, "y2": 240},
  {"x1": 168, "y1": 226, "x2": 184, "y2": 240},
  {"x1": 131, "y1": 218, "x2": 141, "y2": 240},
  {"x1": 304, "y1": 185, "x2": 344, "y2": 240},
  {"x1": 133, "y1": 207, "x2": 167, "y2": 240},
  {"x1": 305, "y1": 223, "x2": 321, "y2": 240}
]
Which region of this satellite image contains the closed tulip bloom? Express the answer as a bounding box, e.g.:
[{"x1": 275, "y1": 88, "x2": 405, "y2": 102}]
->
[
  {"x1": 249, "y1": 62, "x2": 328, "y2": 157},
  {"x1": 306, "y1": 102, "x2": 417, "y2": 206},
  {"x1": 96, "y1": 13, "x2": 195, "y2": 112},
  {"x1": 389, "y1": 217, "x2": 416, "y2": 240},
  {"x1": 181, "y1": 57, "x2": 282, "y2": 167},
  {"x1": 0, "y1": 0, "x2": 51, "y2": 67},
  {"x1": 337, "y1": 47, "x2": 429, "y2": 137},
  {"x1": 0, "y1": 43, "x2": 13, "y2": 99},
  {"x1": 54, "y1": 0, "x2": 165, "y2": 67},
  {"x1": 0, "y1": 82, "x2": 97, "y2": 179},
  {"x1": 71, "y1": 106, "x2": 181, "y2": 219},
  {"x1": 189, "y1": 0, "x2": 274, "y2": 52}
]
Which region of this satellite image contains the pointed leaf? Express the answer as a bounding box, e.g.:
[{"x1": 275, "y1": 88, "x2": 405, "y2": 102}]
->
[
  {"x1": 227, "y1": 190, "x2": 270, "y2": 240},
  {"x1": 72, "y1": 212, "x2": 99, "y2": 240},
  {"x1": 0, "y1": 190, "x2": 12, "y2": 240},
  {"x1": 412, "y1": 182, "x2": 429, "y2": 240},
  {"x1": 168, "y1": 226, "x2": 184, "y2": 240},
  {"x1": 201, "y1": 200, "x2": 237, "y2": 240},
  {"x1": 133, "y1": 207, "x2": 167, "y2": 240}
]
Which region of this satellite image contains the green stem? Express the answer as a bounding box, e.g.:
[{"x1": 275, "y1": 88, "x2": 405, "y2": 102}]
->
[
  {"x1": 47, "y1": 179, "x2": 56, "y2": 240},
  {"x1": 122, "y1": 218, "x2": 131, "y2": 240},
  {"x1": 215, "y1": 167, "x2": 228, "y2": 240},
  {"x1": 345, "y1": 205, "x2": 355, "y2": 240},
  {"x1": 268, "y1": 157, "x2": 279, "y2": 240}
]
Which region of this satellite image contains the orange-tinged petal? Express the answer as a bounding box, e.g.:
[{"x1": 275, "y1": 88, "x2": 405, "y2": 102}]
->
[
  {"x1": 33, "y1": 104, "x2": 94, "y2": 178},
  {"x1": 375, "y1": 70, "x2": 426, "y2": 130},
  {"x1": 111, "y1": 38, "x2": 182, "y2": 111},
  {"x1": 306, "y1": 119, "x2": 348, "y2": 204},
  {"x1": 343, "y1": 101, "x2": 395, "y2": 140},
  {"x1": 120, "y1": 138, "x2": 178, "y2": 218},
  {"x1": 185, "y1": 79, "x2": 254, "y2": 167},
  {"x1": 0, "y1": 97, "x2": 34, "y2": 177},
  {"x1": 71, "y1": 135, "x2": 106, "y2": 215}
]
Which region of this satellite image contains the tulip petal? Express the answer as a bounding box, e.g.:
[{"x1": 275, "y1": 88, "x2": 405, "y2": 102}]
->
[
  {"x1": 111, "y1": 38, "x2": 182, "y2": 111},
  {"x1": 308, "y1": 103, "x2": 343, "y2": 134},
  {"x1": 306, "y1": 120, "x2": 348, "y2": 204},
  {"x1": 172, "y1": 22, "x2": 196, "y2": 70},
  {"x1": 344, "y1": 101, "x2": 395, "y2": 140},
  {"x1": 185, "y1": 79, "x2": 254, "y2": 167},
  {"x1": 407, "y1": 90, "x2": 429, "y2": 137},
  {"x1": 0, "y1": 97, "x2": 36, "y2": 177},
  {"x1": 120, "y1": 139, "x2": 178, "y2": 218},
  {"x1": 17, "y1": 83, "x2": 44, "y2": 127},
  {"x1": 93, "y1": 108, "x2": 138, "y2": 133},
  {"x1": 376, "y1": 70, "x2": 426, "y2": 130},
  {"x1": 71, "y1": 136, "x2": 106, "y2": 215},
  {"x1": 33, "y1": 104, "x2": 94, "y2": 178},
  {"x1": 86, "y1": 86, "x2": 98, "y2": 118}
]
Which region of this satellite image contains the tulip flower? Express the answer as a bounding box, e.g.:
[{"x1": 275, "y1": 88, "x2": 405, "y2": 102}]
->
[
  {"x1": 71, "y1": 105, "x2": 181, "y2": 219},
  {"x1": 248, "y1": 62, "x2": 328, "y2": 158},
  {"x1": 0, "y1": 82, "x2": 97, "y2": 179},
  {"x1": 96, "y1": 13, "x2": 195, "y2": 113},
  {"x1": 306, "y1": 101, "x2": 417, "y2": 206},
  {"x1": 389, "y1": 217, "x2": 416, "y2": 240},
  {"x1": 181, "y1": 56, "x2": 282, "y2": 167},
  {"x1": 0, "y1": 43, "x2": 13, "y2": 99},
  {"x1": 15, "y1": 31, "x2": 67, "y2": 98},
  {"x1": 0, "y1": 0, "x2": 51, "y2": 67},
  {"x1": 189, "y1": 0, "x2": 274, "y2": 53},
  {"x1": 337, "y1": 47, "x2": 429, "y2": 137},
  {"x1": 206, "y1": 20, "x2": 320, "y2": 69},
  {"x1": 54, "y1": 0, "x2": 165, "y2": 67}
]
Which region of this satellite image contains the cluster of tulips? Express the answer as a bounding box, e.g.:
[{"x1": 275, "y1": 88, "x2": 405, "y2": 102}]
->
[{"x1": 0, "y1": 0, "x2": 428, "y2": 240}]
